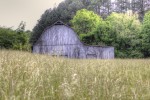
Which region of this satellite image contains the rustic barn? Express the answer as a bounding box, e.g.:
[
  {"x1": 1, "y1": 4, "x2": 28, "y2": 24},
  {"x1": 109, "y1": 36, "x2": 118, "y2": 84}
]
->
[{"x1": 32, "y1": 21, "x2": 114, "y2": 59}]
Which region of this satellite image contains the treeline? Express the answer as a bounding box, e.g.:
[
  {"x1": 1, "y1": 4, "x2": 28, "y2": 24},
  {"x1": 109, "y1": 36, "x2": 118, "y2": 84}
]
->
[
  {"x1": 0, "y1": 22, "x2": 31, "y2": 51},
  {"x1": 31, "y1": 0, "x2": 150, "y2": 45}
]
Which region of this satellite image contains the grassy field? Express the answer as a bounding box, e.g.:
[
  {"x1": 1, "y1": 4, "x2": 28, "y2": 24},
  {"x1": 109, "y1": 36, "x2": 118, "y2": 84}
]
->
[{"x1": 0, "y1": 50, "x2": 150, "y2": 100}]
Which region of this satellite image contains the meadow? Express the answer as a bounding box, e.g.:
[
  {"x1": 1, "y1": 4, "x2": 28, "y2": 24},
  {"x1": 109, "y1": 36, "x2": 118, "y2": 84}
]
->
[{"x1": 0, "y1": 50, "x2": 150, "y2": 100}]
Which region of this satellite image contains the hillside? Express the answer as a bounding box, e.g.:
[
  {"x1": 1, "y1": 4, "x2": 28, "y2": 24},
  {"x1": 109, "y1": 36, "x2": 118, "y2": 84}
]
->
[{"x1": 0, "y1": 50, "x2": 150, "y2": 99}]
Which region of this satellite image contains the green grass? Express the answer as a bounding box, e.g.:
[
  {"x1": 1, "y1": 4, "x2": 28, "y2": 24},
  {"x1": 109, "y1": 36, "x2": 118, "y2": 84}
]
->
[{"x1": 0, "y1": 50, "x2": 150, "y2": 100}]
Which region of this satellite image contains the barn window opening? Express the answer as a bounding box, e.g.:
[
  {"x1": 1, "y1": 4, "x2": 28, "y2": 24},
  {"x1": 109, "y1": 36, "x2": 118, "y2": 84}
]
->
[
  {"x1": 86, "y1": 54, "x2": 97, "y2": 59},
  {"x1": 54, "y1": 21, "x2": 64, "y2": 25}
]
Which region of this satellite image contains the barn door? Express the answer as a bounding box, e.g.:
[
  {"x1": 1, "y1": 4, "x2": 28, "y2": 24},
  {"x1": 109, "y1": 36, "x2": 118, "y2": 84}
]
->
[{"x1": 74, "y1": 47, "x2": 80, "y2": 58}]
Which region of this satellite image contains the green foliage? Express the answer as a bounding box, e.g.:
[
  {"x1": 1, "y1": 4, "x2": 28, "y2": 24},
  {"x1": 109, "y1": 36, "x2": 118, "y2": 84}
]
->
[
  {"x1": 80, "y1": 33, "x2": 95, "y2": 45},
  {"x1": 105, "y1": 12, "x2": 143, "y2": 58},
  {"x1": 0, "y1": 26, "x2": 31, "y2": 51},
  {"x1": 141, "y1": 11, "x2": 150, "y2": 57},
  {"x1": 0, "y1": 28, "x2": 15, "y2": 49},
  {"x1": 71, "y1": 9, "x2": 102, "y2": 42},
  {"x1": 93, "y1": 21, "x2": 115, "y2": 46},
  {"x1": 13, "y1": 32, "x2": 30, "y2": 51}
]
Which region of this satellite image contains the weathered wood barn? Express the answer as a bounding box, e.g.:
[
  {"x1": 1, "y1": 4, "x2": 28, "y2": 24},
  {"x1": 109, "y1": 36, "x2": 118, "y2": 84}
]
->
[{"x1": 32, "y1": 21, "x2": 114, "y2": 59}]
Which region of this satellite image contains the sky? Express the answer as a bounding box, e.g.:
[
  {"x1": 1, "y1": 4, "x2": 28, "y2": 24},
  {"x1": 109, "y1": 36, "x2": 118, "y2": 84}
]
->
[{"x1": 0, "y1": 0, "x2": 64, "y2": 30}]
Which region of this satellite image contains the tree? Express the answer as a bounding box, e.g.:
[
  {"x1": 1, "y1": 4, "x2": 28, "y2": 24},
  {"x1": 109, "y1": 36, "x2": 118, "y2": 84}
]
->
[
  {"x1": 71, "y1": 9, "x2": 103, "y2": 44},
  {"x1": 112, "y1": 0, "x2": 131, "y2": 13},
  {"x1": 0, "y1": 27, "x2": 15, "y2": 49},
  {"x1": 0, "y1": 23, "x2": 30, "y2": 51},
  {"x1": 106, "y1": 12, "x2": 143, "y2": 58},
  {"x1": 71, "y1": 9, "x2": 102, "y2": 36},
  {"x1": 93, "y1": 20, "x2": 115, "y2": 46},
  {"x1": 16, "y1": 21, "x2": 26, "y2": 33},
  {"x1": 141, "y1": 11, "x2": 150, "y2": 57},
  {"x1": 131, "y1": 0, "x2": 150, "y2": 21}
]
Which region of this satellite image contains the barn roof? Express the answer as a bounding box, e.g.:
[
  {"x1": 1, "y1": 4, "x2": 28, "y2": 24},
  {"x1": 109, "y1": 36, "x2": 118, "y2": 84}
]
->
[
  {"x1": 54, "y1": 20, "x2": 64, "y2": 25},
  {"x1": 42, "y1": 20, "x2": 70, "y2": 34}
]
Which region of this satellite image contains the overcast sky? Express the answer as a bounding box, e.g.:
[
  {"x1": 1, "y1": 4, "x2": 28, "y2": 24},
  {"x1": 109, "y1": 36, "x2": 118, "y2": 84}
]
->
[{"x1": 0, "y1": 0, "x2": 64, "y2": 30}]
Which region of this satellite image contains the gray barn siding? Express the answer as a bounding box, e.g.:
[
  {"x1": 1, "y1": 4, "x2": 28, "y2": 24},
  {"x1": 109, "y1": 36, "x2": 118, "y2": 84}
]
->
[
  {"x1": 84, "y1": 46, "x2": 114, "y2": 59},
  {"x1": 33, "y1": 22, "x2": 114, "y2": 59},
  {"x1": 36, "y1": 25, "x2": 82, "y2": 46}
]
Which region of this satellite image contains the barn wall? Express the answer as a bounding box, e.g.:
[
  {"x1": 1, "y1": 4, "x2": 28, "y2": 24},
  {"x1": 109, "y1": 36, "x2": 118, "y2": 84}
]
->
[
  {"x1": 83, "y1": 46, "x2": 114, "y2": 59},
  {"x1": 101, "y1": 47, "x2": 114, "y2": 59},
  {"x1": 33, "y1": 44, "x2": 85, "y2": 58},
  {"x1": 33, "y1": 45, "x2": 114, "y2": 59},
  {"x1": 84, "y1": 46, "x2": 101, "y2": 59}
]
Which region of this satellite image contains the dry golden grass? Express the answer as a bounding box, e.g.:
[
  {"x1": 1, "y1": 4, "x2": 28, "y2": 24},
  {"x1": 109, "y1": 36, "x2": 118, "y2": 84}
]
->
[{"x1": 0, "y1": 50, "x2": 150, "y2": 100}]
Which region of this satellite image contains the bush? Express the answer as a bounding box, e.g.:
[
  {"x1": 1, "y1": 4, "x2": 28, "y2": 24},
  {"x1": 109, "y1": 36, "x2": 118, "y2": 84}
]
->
[
  {"x1": 71, "y1": 9, "x2": 102, "y2": 36},
  {"x1": 0, "y1": 27, "x2": 30, "y2": 51},
  {"x1": 105, "y1": 12, "x2": 143, "y2": 58},
  {"x1": 141, "y1": 11, "x2": 150, "y2": 57}
]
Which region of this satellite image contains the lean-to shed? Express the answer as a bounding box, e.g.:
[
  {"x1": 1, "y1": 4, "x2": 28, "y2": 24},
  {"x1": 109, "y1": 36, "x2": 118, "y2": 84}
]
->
[{"x1": 32, "y1": 21, "x2": 114, "y2": 59}]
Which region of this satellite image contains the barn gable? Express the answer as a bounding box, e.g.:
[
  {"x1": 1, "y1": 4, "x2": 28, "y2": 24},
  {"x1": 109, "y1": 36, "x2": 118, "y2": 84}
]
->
[
  {"x1": 35, "y1": 21, "x2": 82, "y2": 46},
  {"x1": 33, "y1": 21, "x2": 114, "y2": 59}
]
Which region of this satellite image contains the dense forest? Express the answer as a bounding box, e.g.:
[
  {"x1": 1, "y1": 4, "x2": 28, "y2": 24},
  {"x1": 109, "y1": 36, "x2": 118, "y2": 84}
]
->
[{"x1": 1, "y1": 0, "x2": 150, "y2": 58}]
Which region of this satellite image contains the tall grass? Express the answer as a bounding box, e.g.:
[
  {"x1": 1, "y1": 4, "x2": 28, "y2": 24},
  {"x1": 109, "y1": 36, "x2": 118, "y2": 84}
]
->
[{"x1": 0, "y1": 50, "x2": 150, "y2": 100}]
